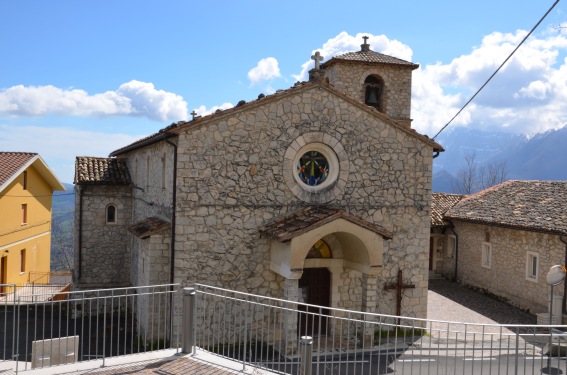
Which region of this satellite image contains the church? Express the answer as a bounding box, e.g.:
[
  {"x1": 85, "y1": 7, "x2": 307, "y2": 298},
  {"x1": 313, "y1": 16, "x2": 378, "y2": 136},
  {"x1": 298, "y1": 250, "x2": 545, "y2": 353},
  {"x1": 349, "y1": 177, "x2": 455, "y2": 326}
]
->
[{"x1": 73, "y1": 37, "x2": 443, "y2": 324}]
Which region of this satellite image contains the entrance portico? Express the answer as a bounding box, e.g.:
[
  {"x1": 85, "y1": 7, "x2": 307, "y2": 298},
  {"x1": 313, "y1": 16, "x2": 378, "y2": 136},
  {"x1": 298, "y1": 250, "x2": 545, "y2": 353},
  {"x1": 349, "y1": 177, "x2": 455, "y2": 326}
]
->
[{"x1": 259, "y1": 206, "x2": 392, "y2": 314}]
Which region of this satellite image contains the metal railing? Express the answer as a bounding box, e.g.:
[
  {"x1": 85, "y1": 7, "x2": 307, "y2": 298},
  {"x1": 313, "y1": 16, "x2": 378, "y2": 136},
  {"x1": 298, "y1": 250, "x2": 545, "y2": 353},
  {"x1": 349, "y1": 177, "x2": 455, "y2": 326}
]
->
[
  {"x1": 0, "y1": 283, "x2": 180, "y2": 372},
  {"x1": 186, "y1": 284, "x2": 567, "y2": 375},
  {"x1": 27, "y1": 271, "x2": 72, "y2": 285},
  {"x1": 2, "y1": 282, "x2": 566, "y2": 374}
]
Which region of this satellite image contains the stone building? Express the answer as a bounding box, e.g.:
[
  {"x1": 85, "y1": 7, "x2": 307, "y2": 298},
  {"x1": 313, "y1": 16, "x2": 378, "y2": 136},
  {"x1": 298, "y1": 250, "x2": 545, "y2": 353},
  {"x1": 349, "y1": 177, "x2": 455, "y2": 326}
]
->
[
  {"x1": 429, "y1": 192, "x2": 464, "y2": 279},
  {"x1": 433, "y1": 181, "x2": 567, "y2": 320},
  {"x1": 74, "y1": 38, "x2": 443, "y2": 331}
]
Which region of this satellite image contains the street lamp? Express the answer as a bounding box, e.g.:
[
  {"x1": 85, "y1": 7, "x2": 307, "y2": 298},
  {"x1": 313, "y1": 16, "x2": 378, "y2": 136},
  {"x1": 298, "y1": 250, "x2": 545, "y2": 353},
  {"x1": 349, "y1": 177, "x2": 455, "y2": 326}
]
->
[{"x1": 542, "y1": 265, "x2": 566, "y2": 375}]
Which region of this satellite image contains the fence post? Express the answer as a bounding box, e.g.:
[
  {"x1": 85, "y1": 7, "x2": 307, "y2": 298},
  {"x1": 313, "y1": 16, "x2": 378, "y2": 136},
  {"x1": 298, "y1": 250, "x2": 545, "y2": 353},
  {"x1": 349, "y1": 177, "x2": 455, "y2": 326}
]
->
[
  {"x1": 182, "y1": 288, "x2": 196, "y2": 354},
  {"x1": 299, "y1": 336, "x2": 313, "y2": 375},
  {"x1": 514, "y1": 326, "x2": 519, "y2": 375}
]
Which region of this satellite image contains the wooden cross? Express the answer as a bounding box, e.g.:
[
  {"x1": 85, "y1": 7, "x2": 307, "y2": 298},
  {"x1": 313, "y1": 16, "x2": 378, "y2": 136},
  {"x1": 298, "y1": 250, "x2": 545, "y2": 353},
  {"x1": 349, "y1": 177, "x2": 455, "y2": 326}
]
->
[
  {"x1": 311, "y1": 51, "x2": 324, "y2": 70},
  {"x1": 190, "y1": 110, "x2": 197, "y2": 120},
  {"x1": 384, "y1": 269, "x2": 415, "y2": 324}
]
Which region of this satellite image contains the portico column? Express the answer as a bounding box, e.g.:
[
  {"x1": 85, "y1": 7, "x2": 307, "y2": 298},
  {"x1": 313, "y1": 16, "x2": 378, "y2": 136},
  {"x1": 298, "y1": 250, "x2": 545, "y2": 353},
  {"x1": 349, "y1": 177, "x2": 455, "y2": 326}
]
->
[
  {"x1": 283, "y1": 277, "x2": 300, "y2": 354},
  {"x1": 361, "y1": 273, "x2": 378, "y2": 347}
]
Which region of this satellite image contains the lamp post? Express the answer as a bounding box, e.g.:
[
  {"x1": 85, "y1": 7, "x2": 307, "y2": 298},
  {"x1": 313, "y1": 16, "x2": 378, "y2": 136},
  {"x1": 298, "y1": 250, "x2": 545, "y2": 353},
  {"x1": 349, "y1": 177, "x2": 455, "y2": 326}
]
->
[{"x1": 542, "y1": 265, "x2": 566, "y2": 375}]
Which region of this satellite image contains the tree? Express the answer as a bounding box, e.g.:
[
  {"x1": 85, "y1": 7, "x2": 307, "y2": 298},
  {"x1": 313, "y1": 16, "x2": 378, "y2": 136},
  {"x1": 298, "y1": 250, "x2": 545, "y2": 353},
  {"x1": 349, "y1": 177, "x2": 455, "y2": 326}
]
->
[{"x1": 452, "y1": 151, "x2": 509, "y2": 194}]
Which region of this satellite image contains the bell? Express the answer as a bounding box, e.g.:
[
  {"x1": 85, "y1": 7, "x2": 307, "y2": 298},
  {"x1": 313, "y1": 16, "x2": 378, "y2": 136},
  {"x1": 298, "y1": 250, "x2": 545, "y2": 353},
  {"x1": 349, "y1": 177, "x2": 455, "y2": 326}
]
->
[{"x1": 366, "y1": 89, "x2": 379, "y2": 106}]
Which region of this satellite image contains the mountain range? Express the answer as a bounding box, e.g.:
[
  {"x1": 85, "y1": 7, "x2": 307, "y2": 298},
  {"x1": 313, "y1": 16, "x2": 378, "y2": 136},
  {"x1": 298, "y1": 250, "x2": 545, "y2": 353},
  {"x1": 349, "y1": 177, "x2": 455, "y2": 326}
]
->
[{"x1": 433, "y1": 126, "x2": 567, "y2": 193}]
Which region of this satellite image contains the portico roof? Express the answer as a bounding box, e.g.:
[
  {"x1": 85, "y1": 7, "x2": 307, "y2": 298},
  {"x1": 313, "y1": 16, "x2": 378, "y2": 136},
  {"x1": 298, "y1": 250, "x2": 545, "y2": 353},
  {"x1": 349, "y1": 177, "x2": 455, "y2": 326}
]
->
[
  {"x1": 129, "y1": 216, "x2": 171, "y2": 239},
  {"x1": 259, "y1": 206, "x2": 392, "y2": 242}
]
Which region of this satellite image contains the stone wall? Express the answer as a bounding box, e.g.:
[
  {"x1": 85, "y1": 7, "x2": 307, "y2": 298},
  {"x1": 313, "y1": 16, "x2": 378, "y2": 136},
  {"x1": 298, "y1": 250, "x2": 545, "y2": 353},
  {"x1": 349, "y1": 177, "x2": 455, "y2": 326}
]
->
[
  {"x1": 73, "y1": 184, "x2": 132, "y2": 288},
  {"x1": 119, "y1": 141, "x2": 175, "y2": 287},
  {"x1": 323, "y1": 63, "x2": 413, "y2": 124},
  {"x1": 454, "y1": 221, "x2": 565, "y2": 314},
  {"x1": 173, "y1": 84, "x2": 433, "y2": 319}
]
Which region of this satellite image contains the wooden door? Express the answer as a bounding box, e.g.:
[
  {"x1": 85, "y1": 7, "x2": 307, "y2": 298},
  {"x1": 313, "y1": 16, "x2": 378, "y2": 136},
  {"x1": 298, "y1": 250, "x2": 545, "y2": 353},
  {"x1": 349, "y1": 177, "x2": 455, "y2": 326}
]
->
[{"x1": 298, "y1": 268, "x2": 330, "y2": 336}]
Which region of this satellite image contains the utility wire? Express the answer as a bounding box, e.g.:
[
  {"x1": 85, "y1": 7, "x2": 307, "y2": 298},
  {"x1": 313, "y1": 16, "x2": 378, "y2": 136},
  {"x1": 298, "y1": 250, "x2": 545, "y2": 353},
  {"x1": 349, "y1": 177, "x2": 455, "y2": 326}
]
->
[{"x1": 432, "y1": 0, "x2": 561, "y2": 140}]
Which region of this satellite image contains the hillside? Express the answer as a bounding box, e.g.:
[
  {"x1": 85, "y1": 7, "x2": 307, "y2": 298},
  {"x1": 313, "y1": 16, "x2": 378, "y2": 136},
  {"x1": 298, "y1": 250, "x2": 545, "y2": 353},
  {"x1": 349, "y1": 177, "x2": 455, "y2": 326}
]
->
[{"x1": 51, "y1": 183, "x2": 74, "y2": 271}]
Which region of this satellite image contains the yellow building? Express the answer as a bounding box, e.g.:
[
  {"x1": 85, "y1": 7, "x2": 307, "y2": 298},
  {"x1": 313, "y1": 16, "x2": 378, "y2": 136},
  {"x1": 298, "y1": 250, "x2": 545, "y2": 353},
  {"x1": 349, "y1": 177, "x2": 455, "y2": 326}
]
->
[{"x1": 0, "y1": 152, "x2": 65, "y2": 290}]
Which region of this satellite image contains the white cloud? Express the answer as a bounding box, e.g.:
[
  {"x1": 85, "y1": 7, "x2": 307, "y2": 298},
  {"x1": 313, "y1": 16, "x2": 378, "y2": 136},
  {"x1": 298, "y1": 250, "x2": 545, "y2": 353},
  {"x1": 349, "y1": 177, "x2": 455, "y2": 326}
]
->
[
  {"x1": 0, "y1": 80, "x2": 188, "y2": 122},
  {"x1": 295, "y1": 31, "x2": 567, "y2": 136},
  {"x1": 248, "y1": 57, "x2": 281, "y2": 85},
  {"x1": 411, "y1": 29, "x2": 567, "y2": 135},
  {"x1": 0, "y1": 124, "x2": 142, "y2": 183},
  {"x1": 293, "y1": 32, "x2": 414, "y2": 81}
]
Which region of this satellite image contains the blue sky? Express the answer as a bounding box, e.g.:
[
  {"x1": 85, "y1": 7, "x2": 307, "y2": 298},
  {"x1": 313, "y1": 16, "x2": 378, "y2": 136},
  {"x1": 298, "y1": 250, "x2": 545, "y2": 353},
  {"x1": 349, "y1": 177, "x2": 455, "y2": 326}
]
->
[{"x1": 1, "y1": 0, "x2": 566, "y2": 183}]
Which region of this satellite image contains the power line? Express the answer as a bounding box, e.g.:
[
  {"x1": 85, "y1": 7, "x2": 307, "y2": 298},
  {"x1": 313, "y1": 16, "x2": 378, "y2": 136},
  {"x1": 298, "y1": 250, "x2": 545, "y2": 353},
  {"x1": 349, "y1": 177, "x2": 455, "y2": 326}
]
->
[{"x1": 432, "y1": 0, "x2": 561, "y2": 140}]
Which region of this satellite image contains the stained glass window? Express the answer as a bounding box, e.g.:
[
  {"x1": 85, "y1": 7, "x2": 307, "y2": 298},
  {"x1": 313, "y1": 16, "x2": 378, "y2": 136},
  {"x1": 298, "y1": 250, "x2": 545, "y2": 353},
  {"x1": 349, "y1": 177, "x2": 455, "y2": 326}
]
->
[
  {"x1": 306, "y1": 240, "x2": 332, "y2": 259},
  {"x1": 297, "y1": 151, "x2": 329, "y2": 186}
]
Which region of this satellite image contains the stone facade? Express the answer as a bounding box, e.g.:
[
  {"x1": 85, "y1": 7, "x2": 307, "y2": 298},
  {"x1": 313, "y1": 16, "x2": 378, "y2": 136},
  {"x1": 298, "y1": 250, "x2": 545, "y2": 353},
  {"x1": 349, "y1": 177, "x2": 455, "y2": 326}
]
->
[
  {"x1": 74, "y1": 184, "x2": 132, "y2": 288},
  {"x1": 171, "y1": 83, "x2": 436, "y2": 319},
  {"x1": 448, "y1": 222, "x2": 565, "y2": 315},
  {"x1": 74, "y1": 40, "x2": 443, "y2": 341}
]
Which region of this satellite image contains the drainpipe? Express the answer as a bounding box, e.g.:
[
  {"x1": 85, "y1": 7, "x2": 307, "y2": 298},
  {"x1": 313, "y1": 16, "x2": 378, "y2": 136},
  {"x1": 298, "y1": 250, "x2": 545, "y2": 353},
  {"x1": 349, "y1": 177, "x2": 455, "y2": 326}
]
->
[
  {"x1": 445, "y1": 218, "x2": 459, "y2": 283},
  {"x1": 560, "y1": 235, "x2": 567, "y2": 314},
  {"x1": 77, "y1": 186, "x2": 84, "y2": 281},
  {"x1": 164, "y1": 137, "x2": 177, "y2": 286},
  {"x1": 164, "y1": 136, "x2": 178, "y2": 344}
]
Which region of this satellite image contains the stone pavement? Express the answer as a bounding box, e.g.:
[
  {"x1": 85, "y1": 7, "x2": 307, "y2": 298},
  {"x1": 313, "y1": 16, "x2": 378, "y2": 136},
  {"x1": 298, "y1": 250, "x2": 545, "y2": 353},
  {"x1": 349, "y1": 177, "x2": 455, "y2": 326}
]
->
[
  {"x1": 428, "y1": 279, "x2": 536, "y2": 326},
  {"x1": 20, "y1": 279, "x2": 542, "y2": 374}
]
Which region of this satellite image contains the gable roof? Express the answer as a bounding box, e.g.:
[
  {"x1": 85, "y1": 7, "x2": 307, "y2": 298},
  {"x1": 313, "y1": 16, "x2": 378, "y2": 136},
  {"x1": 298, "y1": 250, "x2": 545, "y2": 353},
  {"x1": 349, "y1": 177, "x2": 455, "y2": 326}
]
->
[
  {"x1": 259, "y1": 206, "x2": 393, "y2": 242},
  {"x1": 109, "y1": 123, "x2": 178, "y2": 157},
  {"x1": 445, "y1": 180, "x2": 567, "y2": 236},
  {"x1": 321, "y1": 49, "x2": 419, "y2": 70},
  {"x1": 0, "y1": 152, "x2": 65, "y2": 193},
  {"x1": 431, "y1": 193, "x2": 466, "y2": 227},
  {"x1": 74, "y1": 156, "x2": 132, "y2": 186},
  {"x1": 164, "y1": 81, "x2": 442, "y2": 152}
]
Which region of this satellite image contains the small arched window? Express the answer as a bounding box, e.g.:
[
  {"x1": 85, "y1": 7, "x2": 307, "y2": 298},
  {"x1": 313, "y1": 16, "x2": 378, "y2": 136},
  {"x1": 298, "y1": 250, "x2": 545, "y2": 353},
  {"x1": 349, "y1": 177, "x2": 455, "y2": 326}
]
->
[
  {"x1": 364, "y1": 75, "x2": 384, "y2": 111},
  {"x1": 106, "y1": 204, "x2": 117, "y2": 224}
]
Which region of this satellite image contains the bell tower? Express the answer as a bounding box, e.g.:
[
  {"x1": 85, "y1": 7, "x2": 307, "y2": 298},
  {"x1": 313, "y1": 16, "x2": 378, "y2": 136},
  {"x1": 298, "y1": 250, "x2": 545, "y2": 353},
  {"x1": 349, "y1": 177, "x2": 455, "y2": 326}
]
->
[{"x1": 318, "y1": 36, "x2": 419, "y2": 128}]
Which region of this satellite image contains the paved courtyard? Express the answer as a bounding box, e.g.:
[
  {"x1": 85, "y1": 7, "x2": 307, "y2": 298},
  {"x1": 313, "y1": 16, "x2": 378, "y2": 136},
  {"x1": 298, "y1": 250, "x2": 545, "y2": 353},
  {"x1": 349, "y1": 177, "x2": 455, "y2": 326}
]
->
[{"x1": 428, "y1": 278, "x2": 536, "y2": 326}]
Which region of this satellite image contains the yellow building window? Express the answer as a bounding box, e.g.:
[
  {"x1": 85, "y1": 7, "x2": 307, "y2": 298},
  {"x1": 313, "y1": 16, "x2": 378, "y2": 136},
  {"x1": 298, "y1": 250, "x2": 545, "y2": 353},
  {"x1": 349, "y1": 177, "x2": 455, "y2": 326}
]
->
[
  {"x1": 21, "y1": 204, "x2": 27, "y2": 225},
  {"x1": 20, "y1": 249, "x2": 26, "y2": 273},
  {"x1": 23, "y1": 171, "x2": 28, "y2": 190}
]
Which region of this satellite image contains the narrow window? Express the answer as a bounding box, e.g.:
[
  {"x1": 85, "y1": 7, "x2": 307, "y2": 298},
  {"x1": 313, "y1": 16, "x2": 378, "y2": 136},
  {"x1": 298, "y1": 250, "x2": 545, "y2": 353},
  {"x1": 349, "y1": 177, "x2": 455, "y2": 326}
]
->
[
  {"x1": 481, "y1": 242, "x2": 492, "y2": 269},
  {"x1": 447, "y1": 235, "x2": 456, "y2": 258},
  {"x1": 20, "y1": 249, "x2": 26, "y2": 273},
  {"x1": 106, "y1": 205, "x2": 117, "y2": 224},
  {"x1": 21, "y1": 204, "x2": 27, "y2": 225},
  {"x1": 23, "y1": 171, "x2": 28, "y2": 190},
  {"x1": 526, "y1": 252, "x2": 538, "y2": 281}
]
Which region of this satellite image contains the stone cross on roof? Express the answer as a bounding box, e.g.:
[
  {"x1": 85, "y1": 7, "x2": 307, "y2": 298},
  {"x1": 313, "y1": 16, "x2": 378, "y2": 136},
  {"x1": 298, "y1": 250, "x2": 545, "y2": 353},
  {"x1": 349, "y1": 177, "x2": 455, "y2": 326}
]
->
[
  {"x1": 311, "y1": 51, "x2": 324, "y2": 70},
  {"x1": 191, "y1": 110, "x2": 197, "y2": 120},
  {"x1": 361, "y1": 36, "x2": 370, "y2": 52}
]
